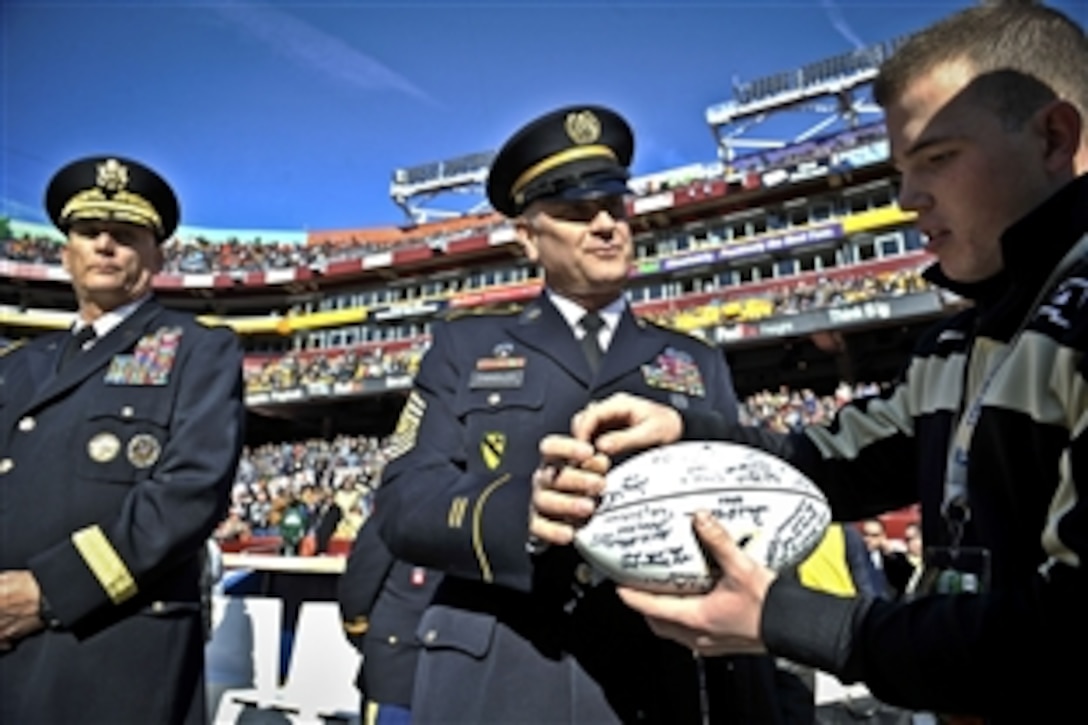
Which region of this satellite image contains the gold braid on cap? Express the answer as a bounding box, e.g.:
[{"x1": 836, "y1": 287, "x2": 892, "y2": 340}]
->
[
  {"x1": 510, "y1": 145, "x2": 617, "y2": 205},
  {"x1": 59, "y1": 158, "x2": 164, "y2": 234},
  {"x1": 60, "y1": 190, "x2": 164, "y2": 234}
]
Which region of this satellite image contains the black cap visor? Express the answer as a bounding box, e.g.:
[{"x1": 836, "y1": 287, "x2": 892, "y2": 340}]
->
[{"x1": 519, "y1": 167, "x2": 630, "y2": 213}]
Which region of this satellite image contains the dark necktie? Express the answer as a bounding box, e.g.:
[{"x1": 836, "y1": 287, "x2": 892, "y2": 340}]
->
[
  {"x1": 58, "y1": 326, "x2": 97, "y2": 373},
  {"x1": 580, "y1": 312, "x2": 605, "y2": 374}
]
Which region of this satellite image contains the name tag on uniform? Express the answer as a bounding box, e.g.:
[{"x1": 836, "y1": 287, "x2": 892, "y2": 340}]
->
[{"x1": 470, "y1": 370, "x2": 525, "y2": 389}]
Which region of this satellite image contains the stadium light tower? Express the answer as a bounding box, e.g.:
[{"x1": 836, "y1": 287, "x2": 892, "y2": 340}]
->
[
  {"x1": 706, "y1": 37, "x2": 907, "y2": 164},
  {"x1": 389, "y1": 150, "x2": 495, "y2": 224}
]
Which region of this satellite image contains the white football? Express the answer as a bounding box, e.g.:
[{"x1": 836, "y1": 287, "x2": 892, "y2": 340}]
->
[{"x1": 573, "y1": 440, "x2": 831, "y2": 594}]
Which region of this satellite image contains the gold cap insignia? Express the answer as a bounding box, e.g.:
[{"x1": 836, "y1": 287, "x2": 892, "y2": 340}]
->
[
  {"x1": 127, "y1": 433, "x2": 162, "y2": 469},
  {"x1": 97, "y1": 159, "x2": 130, "y2": 192},
  {"x1": 565, "y1": 110, "x2": 601, "y2": 145},
  {"x1": 88, "y1": 432, "x2": 122, "y2": 463}
]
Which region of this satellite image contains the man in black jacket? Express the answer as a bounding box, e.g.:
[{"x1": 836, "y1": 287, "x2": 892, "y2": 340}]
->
[
  {"x1": 530, "y1": 3, "x2": 1088, "y2": 722},
  {"x1": 339, "y1": 512, "x2": 441, "y2": 725}
]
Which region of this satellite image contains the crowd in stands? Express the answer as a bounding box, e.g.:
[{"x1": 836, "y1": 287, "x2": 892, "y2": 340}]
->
[
  {"x1": 0, "y1": 224, "x2": 496, "y2": 275},
  {"x1": 741, "y1": 381, "x2": 886, "y2": 433},
  {"x1": 1, "y1": 235, "x2": 62, "y2": 265},
  {"x1": 767, "y1": 267, "x2": 930, "y2": 315},
  {"x1": 636, "y1": 265, "x2": 934, "y2": 332},
  {"x1": 214, "y1": 434, "x2": 388, "y2": 551},
  {"x1": 245, "y1": 346, "x2": 425, "y2": 396}
]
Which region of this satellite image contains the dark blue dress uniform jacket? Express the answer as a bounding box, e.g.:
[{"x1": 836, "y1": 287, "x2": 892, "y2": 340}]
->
[
  {"x1": 339, "y1": 511, "x2": 442, "y2": 708},
  {"x1": 0, "y1": 299, "x2": 245, "y2": 725},
  {"x1": 377, "y1": 295, "x2": 809, "y2": 724}
]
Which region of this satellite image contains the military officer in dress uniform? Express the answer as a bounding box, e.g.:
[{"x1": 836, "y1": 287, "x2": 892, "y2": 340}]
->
[
  {"x1": 339, "y1": 510, "x2": 442, "y2": 725},
  {"x1": 0, "y1": 156, "x2": 246, "y2": 724},
  {"x1": 375, "y1": 106, "x2": 811, "y2": 723}
]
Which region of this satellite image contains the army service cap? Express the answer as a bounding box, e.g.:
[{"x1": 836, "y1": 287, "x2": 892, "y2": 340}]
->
[
  {"x1": 45, "y1": 155, "x2": 179, "y2": 242},
  {"x1": 486, "y1": 105, "x2": 633, "y2": 217}
]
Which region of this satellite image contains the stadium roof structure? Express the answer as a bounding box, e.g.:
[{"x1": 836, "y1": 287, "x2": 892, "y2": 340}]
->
[
  {"x1": 706, "y1": 37, "x2": 907, "y2": 164},
  {"x1": 389, "y1": 150, "x2": 496, "y2": 224}
]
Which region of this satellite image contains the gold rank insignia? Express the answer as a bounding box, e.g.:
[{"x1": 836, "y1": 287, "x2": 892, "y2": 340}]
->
[
  {"x1": 88, "y1": 432, "x2": 122, "y2": 463},
  {"x1": 343, "y1": 616, "x2": 370, "y2": 636},
  {"x1": 481, "y1": 432, "x2": 506, "y2": 470},
  {"x1": 387, "y1": 391, "x2": 425, "y2": 461},
  {"x1": 565, "y1": 110, "x2": 601, "y2": 145},
  {"x1": 127, "y1": 433, "x2": 162, "y2": 469}
]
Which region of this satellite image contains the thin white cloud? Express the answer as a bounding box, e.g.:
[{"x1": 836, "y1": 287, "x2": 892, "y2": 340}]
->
[
  {"x1": 212, "y1": 2, "x2": 438, "y2": 106},
  {"x1": 0, "y1": 196, "x2": 45, "y2": 222},
  {"x1": 820, "y1": 0, "x2": 866, "y2": 50}
]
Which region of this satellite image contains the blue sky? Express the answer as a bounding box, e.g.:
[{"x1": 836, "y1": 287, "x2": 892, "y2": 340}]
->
[{"x1": 3, "y1": 1, "x2": 1085, "y2": 234}]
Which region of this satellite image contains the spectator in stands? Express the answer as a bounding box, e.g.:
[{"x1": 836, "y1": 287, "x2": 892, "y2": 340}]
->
[
  {"x1": 533, "y1": 3, "x2": 1088, "y2": 719},
  {"x1": 858, "y1": 518, "x2": 914, "y2": 600},
  {"x1": 278, "y1": 493, "x2": 309, "y2": 556},
  {"x1": 376, "y1": 104, "x2": 810, "y2": 723},
  {"x1": 0, "y1": 155, "x2": 245, "y2": 723},
  {"x1": 902, "y1": 521, "x2": 924, "y2": 598}
]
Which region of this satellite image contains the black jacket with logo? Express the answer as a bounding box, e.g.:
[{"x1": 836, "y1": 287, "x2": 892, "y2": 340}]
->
[{"x1": 688, "y1": 174, "x2": 1088, "y2": 721}]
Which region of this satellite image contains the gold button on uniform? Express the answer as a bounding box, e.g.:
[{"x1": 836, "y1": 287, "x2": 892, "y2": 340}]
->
[
  {"x1": 575, "y1": 563, "x2": 594, "y2": 585},
  {"x1": 121, "y1": 406, "x2": 134, "y2": 418},
  {"x1": 17, "y1": 417, "x2": 35, "y2": 432},
  {"x1": 388, "y1": 635, "x2": 398, "y2": 646},
  {"x1": 0, "y1": 458, "x2": 13, "y2": 474},
  {"x1": 423, "y1": 629, "x2": 438, "y2": 644}
]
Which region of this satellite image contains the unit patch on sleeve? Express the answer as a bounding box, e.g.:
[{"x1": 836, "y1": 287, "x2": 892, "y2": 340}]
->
[{"x1": 480, "y1": 431, "x2": 506, "y2": 470}]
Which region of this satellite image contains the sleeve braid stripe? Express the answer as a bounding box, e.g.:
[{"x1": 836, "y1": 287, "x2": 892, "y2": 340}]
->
[{"x1": 72, "y1": 525, "x2": 138, "y2": 604}]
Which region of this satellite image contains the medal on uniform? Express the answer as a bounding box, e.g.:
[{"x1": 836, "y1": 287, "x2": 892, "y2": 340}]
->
[
  {"x1": 126, "y1": 433, "x2": 162, "y2": 469},
  {"x1": 88, "y1": 432, "x2": 121, "y2": 463}
]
